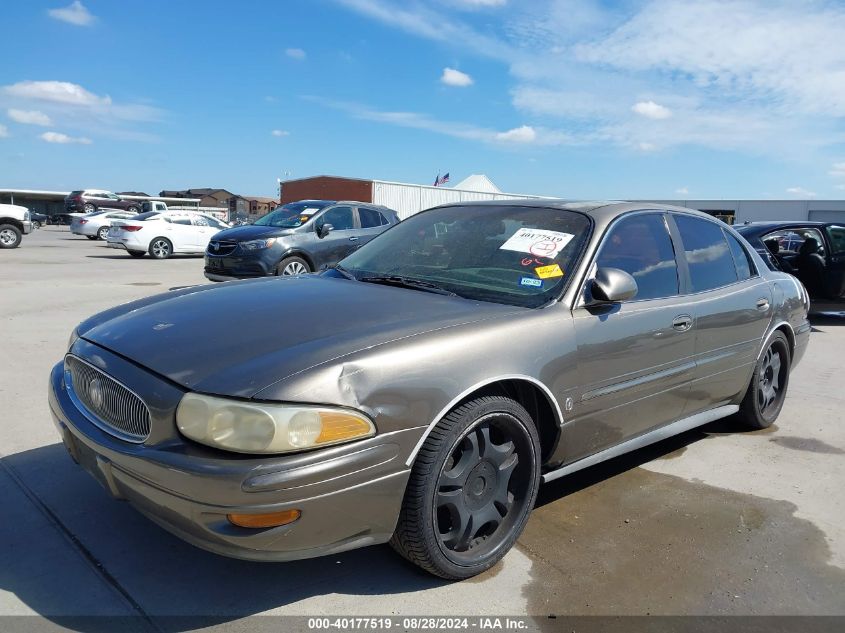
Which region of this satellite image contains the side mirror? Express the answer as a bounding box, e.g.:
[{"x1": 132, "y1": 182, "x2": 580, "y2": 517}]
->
[
  {"x1": 317, "y1": 223, "x2": 334, "y2": 239},
  {"x1": 587, "y1": 267, "x2": 638, "y2": 305}
]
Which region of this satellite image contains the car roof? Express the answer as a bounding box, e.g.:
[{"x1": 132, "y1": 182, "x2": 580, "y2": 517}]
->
[
  {"x1": 430, "y1": 199, "x2": 716, "y2": 222},
  {"x1": 734, "y1": 221, "x2": 830, "y2": 237}
]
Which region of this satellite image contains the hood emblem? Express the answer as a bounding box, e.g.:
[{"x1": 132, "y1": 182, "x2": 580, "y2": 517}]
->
[
  {"x1": 88, "y1": 377, "x2": 104, "y2": 410},
  {"x1": 211, "y1": 241, "x2": 219, "y2": 251}
]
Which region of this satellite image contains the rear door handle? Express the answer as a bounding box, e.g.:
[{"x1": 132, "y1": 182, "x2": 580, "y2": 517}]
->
[
  {"x1": 348, "y1": 236, "x2": 359, "y2": 242},
  {"x1": 756, "y1": 298, "x2": 770, "y2": 311},
  {"x1": 672, "y1": 315, "x2": 693, "y2": 332}
]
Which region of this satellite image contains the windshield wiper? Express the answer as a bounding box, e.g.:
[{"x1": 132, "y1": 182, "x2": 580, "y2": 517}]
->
[
  {"x1": 360, "y1": 275, "x2": 458, "y2": 297},
  {"x1": 331, "y1": 264, "x2": 358, "y2": 280}
]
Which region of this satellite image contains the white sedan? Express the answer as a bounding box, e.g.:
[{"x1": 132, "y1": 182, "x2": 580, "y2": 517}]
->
[
  {"x1": 71, "y1": 210, "x2": 138, "y2": 241},
  {"x1": 106, "y1": 211, "x2": 229, "y2": 259}
]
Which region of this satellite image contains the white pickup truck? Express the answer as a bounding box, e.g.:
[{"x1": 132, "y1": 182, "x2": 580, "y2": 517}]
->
[{"x1": 0, "y1": 203, "x2": 34, "y2": 248}]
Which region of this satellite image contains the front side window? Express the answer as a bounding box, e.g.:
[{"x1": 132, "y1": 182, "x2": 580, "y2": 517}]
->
[
  {"x1": 825, "y1": 225, "x2": 845, "y2": 255},
  {"x1": 320, "y1": 206, "x2": 355, "y2": 231},
  {"x1": 674, "y1": 214, "x2": 738, "y2": 292},
  {"x1": 595, "y1": 213, "x2": 679, "y2": 301},
  {"x1": 338, "y1": 205, "x2": 592, "y2": 308}
]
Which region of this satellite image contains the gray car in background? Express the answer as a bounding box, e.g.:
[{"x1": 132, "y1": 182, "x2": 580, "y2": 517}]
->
[{"x1": 49, "y1": 201, "x2": 809, "y2": 580}]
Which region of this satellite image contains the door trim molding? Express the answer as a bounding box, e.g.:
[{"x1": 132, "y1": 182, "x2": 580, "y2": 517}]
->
[{"x1": 542, "y1": 404, "x2": 738, "y2": 483}]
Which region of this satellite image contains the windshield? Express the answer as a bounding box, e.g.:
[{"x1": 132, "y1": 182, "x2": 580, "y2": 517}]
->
[
  {"x1": 338, "y1": 205, "x2": 592, "y2": 308},
  {"x1": 254, "y1": 201, "x2": 330, "y2": 228}
]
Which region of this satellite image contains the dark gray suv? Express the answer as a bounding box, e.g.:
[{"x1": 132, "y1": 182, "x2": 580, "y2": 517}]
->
[{"x1": 204, "y1": 200, "x2": 400, "y2": 280}]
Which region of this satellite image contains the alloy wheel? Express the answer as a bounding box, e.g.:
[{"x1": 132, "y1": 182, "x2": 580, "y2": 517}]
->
[
  {"x1": 283, "y1": 261, "x2": 307, "y2": 275},
  {"x1": 151, "y1": 239, "x2": 171, "y2": 258},
  {"x1": 758, "y1": 346, "x2": 783, "y2": 414},
  {"x1": 434, "y1": 415, "x2": 531, "y2": 563},
  {"x1": 0, "y1": 228, "x2": 18, "y2": 246}
]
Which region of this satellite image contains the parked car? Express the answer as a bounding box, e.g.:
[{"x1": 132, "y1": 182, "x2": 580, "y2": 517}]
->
[
  {"x1": 29, "y1": 211, "x2": 48, "y2": 229},
  {"x1": 65, "y1": 190, "x2": 142, "y2": 215},
  {"x1": 50, "y1": 201, "x2": 809, "y2": 579},
  {"x1": 0, "y1": 203, "x2": 34, "y2": 248},
  {"x1": 204, "y1": 200, "x2": 399, "y2": 280},
  {"x1": 71, "y1": 210, "x2": 138, "y2": 240},
  {"x1": 736, "y1": 221, "x2": 845, "y2": 301},
  {"x1": 106, "y1": 210, "x2": 229, "y2": 258}
]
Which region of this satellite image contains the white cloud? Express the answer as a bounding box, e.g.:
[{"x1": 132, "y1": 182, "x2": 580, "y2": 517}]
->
[
  {"x1": 495, "y1": 125, "x2": 536, "y2": 143},
  {"x1": 271, "y1": 129, "x2": 289, "y2": 137},
  {"x1": 836, "y1": 184, "x2": 845, "y2": 191},
  {"x1": 4, "y1": 80, "x2": 110, "y2": 107},
  {"x1": 632, "y1": 100, "x2": 672, "y2": 120},
  {"x1": 637, "y1": 142, "x2": 657, "y2": 152},
  {"x1": 7, "y1": 108, "x2": 52, "y2": 126},
  {"x1": 285, "y1": 48, "x2": 306, "y2": 60},
  {"x1": 675, "y1": 187, "x2": 689, "y2": 195},
  {"x1": 40, "y1": 131, "x2": 92, "y2": 144},
  {"x1": 786, "y1": 187, "x2": 816, "y2": 198},
  {"x1": 0, "y1": 124, "x2": 8, "y2": 138},
  {"x1": 830, "y1": 162, "x2": 845, "y2": 178},
  {"x1": 48, "y1": 1, "x2": 95, "y2": 26},
  {"x1": 440, "y1": 67, "x2": 473, "y2": 87}
]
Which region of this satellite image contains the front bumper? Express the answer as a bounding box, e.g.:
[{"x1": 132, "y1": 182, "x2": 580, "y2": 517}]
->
[
  {"x1": 205, "y1": 249, "x2": 280, "y2": 280},
  {"x1": 48, "y1": 353, "x2": 411, "y2": 562},
  {"x1": 22, "y1": 220, "x2": 33, "y2": 235}
]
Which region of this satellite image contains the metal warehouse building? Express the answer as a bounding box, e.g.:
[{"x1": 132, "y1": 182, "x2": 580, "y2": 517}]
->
[{"x1": 280, "y1": 175, "x2": 845, "y2": 225}]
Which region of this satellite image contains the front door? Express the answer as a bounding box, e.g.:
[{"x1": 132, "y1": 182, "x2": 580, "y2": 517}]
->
[
  {"x1": 565, "y1": 212, "x2": 696, "y2": 463},
  {"x1": 311, "y1": 205, "x2": 357, "y2": 268}
]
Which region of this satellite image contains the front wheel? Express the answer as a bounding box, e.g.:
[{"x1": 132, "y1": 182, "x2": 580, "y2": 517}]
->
[
  {"x1": 0, "y1": 224, "x2": 22, "y2": 248},
  {"x1": 739, "y1": 331, "x2": 791, "y2": 429},
  {"x1": 83, "y1": 203, "x2": 96, "y2": 213},
  {"x1": 97, "y1": 226, "x2": 109, "y2": 240},
  {"x1": 148, "y1": 237, "x2": 173, "y2": 259},
  {"x1": 390, "y1": 396, "x2": 541, "y2": 579},
  {"x1": 275, "y1": 255, "x2": 311, "y2": 276}
]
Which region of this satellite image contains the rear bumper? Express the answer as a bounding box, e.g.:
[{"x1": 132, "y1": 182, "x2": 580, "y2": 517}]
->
[{"x1": 48, "y1": 359, "x2": 411, "y2": 562}]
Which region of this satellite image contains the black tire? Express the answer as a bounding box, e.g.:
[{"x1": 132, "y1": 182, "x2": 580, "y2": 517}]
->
[
  {"x1": 83, "y1": 203, "x2": 96, "y2": 213},
  {"x1": 148, "y1": 237, "x2": 173, "y2": 259},
  {"x1": 127, "y1": 250, "x2": 146, "y2": 258},
  {"x1": 275, "y1": 255, "x2": 311, "y2": 276},
  {"x1": 32, "y1": 221, "x2": 41, "y2": 229},
  {"x1": 97, "y1": 226, "x2": 109, "y2": 240},
  {"x1": 739, "y1": 331, "x2": 791, "y2": 429},
  {"x1": 86, "y1": 235, "x2": 98, "y2": 240},
  {"x1": 0, "y1": 224, "x2": 22, "y2": 249},
  {"x1": 390, "y1": 396, "x2": 541, "y2": 580}
]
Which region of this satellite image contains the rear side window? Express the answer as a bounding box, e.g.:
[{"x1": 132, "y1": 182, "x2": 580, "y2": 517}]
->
[
  {"x1": 595, "y1": 213, "x2": 679, "y2": 300},
  {"x1": 724, "y1": 230, "x2": 755, "y2": 280},
  {"x1": 359, "y1": 207, "x2": 388, "y2": 228},
  {"x1": 674, "y1": 215, "x2": 738, "y2": 292}
]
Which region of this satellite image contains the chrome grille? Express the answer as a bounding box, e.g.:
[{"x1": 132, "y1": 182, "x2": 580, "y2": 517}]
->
[
  {"x1": 64, "y1": 355, "x2": 151, "y2": 442},
  {"x1": 207, "y1": 240, "x2": 238, "y2": 256}
]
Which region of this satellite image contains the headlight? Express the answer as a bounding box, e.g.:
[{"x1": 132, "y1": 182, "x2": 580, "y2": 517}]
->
[
  {"x1": 68, "y1": 328, "x2": 80, "y2": 351},
  {"x1": 176, "y1": 393, "x2": 375, "y2": 454},
  {"x1": 240, "y1": 238, "x2": 277, "y2": 251},
  {"x1": 24, "y1": 210, "x2": 31, "y2": 221}
]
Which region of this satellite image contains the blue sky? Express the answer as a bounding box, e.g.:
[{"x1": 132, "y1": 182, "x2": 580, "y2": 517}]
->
[{"x1": 2, "y1": 0, "x2": 845, "y2": 199}]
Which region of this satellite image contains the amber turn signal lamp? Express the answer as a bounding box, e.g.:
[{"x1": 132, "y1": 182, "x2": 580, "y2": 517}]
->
[{"x1": 227, "y1": 509, "x2": 301, "y2": 528}]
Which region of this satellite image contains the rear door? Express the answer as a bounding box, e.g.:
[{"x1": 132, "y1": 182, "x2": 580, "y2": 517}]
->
[
  {"x1": 670, "y1": 213, "x2": 772, "y2": 415},
  {"x1": 310, "y1": 205, "x2": 357, "y2": 268},
  {"x1": 354, "y1": 206, "x2": 391, "y2": 247},
  {"x1": 566, "y1": 211, "x2": 696, "y2": 462}
]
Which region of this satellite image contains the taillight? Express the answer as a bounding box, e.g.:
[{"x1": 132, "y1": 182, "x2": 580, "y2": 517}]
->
[
  {"x1": 79, "y1": 219, "x2": 88, "y2": 224},
  {"x1": 122, "y1": 225, "x2": 143, "y2": 232}
]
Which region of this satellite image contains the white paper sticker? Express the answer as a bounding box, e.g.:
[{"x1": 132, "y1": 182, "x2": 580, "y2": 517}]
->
[
  {"x1": 300, "y1": 207, "x2": 321, "y2": 215},
  {"x1": 499, "y1": 228, "x2": 575, "y2": 259}
]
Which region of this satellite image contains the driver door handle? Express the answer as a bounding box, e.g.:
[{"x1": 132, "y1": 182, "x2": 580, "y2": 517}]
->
[{"x1": 672, "y1": 315, "x2": 693, "y2": 332}]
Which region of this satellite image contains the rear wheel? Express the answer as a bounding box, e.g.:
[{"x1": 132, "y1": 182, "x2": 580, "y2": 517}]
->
[
  {"x1": 275, "y1": 256, "x2": 310, "y2": 276},
  {"x1": 127, "y1": 205, "x2": 140, "y2": 214},
  {"x1": 97, "y1": 226, "x2": 109, "y2": 240},
  {"x1": 148, "y1": 237, "x2": 173, "y2": 259},
  {"x1": 0, "y1": 224, "x2": 22, "y2": 248},
  {"x1": 32, "y1": 221, "x2": 41, "y2": 229},
  {"x1": 390, "y1": 396, "x2": 541, "y2": 579},
  {"x1": 83, "y1": 203, "x2": 96, "y2": 213},
  {"x1": 739, "y1": 331, "x2": 791, "y2": 429}
]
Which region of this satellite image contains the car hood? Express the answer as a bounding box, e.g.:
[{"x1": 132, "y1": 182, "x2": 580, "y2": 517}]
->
[
  {"x1": 212, "y1": 225, "x2": 296, "y2": 241},
  {"x1": 79, "y1": 275, "x2": 519, "y2": 398}
]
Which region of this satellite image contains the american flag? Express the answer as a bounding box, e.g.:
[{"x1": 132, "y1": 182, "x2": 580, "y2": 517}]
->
[{"x1": 433, "y1": 172, "x2": 450, "y2": 187}]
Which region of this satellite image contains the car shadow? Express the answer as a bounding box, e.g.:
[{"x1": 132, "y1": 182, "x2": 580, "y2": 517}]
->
[{"x1": 1, "y1": 418, "x2": 759, "y2": 629}]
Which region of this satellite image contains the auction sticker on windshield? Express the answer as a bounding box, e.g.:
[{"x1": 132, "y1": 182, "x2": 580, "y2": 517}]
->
[{"x1": 500, "y1": 228, "x2": 575, "y2": 259}]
